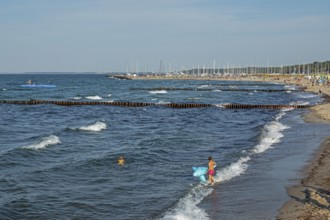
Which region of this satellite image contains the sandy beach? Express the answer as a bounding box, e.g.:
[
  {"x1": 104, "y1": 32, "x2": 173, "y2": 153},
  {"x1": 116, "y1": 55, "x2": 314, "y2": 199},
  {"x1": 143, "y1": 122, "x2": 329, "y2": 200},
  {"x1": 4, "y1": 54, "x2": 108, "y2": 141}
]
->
[
  {"x1": 249, "y1": 75, "x2": 330, "y2": 219},
  {"x1": 136, "y1": 74, "x2": 330, "y2": 219},
  {"x1": 273, "y1": 77, "x2": 330, "y2": 220}
]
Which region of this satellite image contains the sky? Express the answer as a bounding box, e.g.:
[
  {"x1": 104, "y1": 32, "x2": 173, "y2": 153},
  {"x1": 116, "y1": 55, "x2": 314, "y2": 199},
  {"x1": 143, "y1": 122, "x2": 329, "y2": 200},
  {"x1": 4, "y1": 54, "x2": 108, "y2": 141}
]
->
[{"x1": 0, "y1": 0, "x2": 329, "y2": 72}]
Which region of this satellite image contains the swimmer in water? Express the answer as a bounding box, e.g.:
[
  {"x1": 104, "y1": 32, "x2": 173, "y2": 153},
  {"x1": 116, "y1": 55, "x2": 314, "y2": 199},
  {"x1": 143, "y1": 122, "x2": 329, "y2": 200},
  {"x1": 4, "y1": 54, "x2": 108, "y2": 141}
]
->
[{"x1": 117, "y1": 156, "x2": 125, "y2": 165}]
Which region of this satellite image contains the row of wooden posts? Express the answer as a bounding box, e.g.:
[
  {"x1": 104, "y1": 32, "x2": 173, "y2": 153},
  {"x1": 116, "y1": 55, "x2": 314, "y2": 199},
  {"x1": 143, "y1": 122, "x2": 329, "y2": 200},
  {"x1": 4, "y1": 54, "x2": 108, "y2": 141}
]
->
[
  {"x1": 130, "y1": 87, "x2": 294, "y2": 92},
  {"x1": 0, "y1": 100, "x2": 311, "y2": 109}
]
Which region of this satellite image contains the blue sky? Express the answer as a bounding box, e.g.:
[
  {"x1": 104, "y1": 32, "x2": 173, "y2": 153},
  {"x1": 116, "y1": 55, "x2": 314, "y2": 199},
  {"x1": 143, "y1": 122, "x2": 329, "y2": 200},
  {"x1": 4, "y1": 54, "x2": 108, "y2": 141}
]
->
[{"x1": 0, "y1": 0, "x2": 329, "y2": 72}]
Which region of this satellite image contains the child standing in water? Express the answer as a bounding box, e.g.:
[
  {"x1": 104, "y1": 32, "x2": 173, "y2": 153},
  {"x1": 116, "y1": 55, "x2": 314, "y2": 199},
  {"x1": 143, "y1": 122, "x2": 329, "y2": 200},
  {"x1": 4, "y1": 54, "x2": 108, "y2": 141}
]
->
[{"x1": 208, "y1": 156, "x2": 216, "y2": 186}]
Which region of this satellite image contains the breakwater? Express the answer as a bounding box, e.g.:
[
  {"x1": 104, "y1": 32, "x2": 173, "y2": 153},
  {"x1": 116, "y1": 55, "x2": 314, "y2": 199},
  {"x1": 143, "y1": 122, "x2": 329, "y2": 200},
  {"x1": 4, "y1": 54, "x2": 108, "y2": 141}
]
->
[
  {"x1": 130, "y1": 87, "x2": 295, "y2": 92},
  {"x1": 0, "y1": 100, "x2": 311, "y2": 109}
]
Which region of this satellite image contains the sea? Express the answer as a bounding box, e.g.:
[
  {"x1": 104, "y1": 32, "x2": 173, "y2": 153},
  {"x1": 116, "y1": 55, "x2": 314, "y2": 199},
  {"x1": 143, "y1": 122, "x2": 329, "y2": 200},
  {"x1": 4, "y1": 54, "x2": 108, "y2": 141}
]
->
[{"x1": 1, "y1": 73, "x2": 330, "y2": 220}]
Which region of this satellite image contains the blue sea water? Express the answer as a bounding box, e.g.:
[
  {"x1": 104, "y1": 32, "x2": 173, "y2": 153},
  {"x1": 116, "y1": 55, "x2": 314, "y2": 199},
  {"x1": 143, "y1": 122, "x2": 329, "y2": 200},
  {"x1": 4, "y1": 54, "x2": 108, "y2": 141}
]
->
[{"x1": 0, "y1": 74, "x2": 330, "y2": 220}]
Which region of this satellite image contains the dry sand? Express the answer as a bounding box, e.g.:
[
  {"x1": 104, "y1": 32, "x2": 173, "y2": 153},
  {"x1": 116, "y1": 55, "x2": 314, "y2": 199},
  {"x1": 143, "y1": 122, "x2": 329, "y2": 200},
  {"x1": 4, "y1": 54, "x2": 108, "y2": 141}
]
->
[{"x1": 136, "y1": 74, "x2": 330, "y2": 219}]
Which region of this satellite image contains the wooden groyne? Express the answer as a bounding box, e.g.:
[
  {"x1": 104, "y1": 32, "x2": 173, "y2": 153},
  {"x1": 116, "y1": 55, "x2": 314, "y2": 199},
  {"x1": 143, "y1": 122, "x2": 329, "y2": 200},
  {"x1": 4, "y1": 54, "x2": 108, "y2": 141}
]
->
[
  {"x1": 218, "y1": 104, "x2": 309, "y2": 109},
  {"x1": 193, "y1": 83, "x2": 283, "y2": 87},
  {"x1": 0, "y1": 100, "x2": 311, "y2": 109},
  {"x1": 130, "y1": 87, "x2": 295, "y2": 92}
]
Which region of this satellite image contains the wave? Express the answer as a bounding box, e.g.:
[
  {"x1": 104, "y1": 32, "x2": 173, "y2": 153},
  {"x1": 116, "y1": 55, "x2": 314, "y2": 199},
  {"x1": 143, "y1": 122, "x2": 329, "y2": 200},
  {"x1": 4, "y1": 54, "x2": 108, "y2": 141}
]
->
[
  {"x1": 161, "y1": 110, "x2": 290, "y2": 220},
  {"x1": 149, "y1": 90, "x2": 167, "y2": 94},
  {"x1": 297, "y1": 93, "x2": 318, "y2": 99},
  {"x1": 284, "y1": 85, "x2": 297, "y2": 90},
  {"x1": 78, "y1": 121, "x2": 107, "y2": 132},
  {"x1": 22, "y1": 135, "x2": 61, "y2": 150},
  {"x1": 290, "y1": 101, "x2": 310, "y2": 106},
  {"x1": 213, "y1": 103, "x2": 231, "y2": 108},
  {"x1": 160, "y1": 186, "x2": 212, "y2": 220},
  {"x1": 85, "y1": 95, "x2": 103, "y2": 100},
  {"x1": 198, "y1": 85, "x2": 210, "y2": 88},
  {"x1": 186, "y1": 97, "x2": 201, "y2": 100},
  {"x1": 252, "y1": 108, "x2": 290, "y2": 154},
  {"x1": 252, "y1": 121, "x2": 289, "y2": 154},
  {"x1": 68, "y1": 96, "x2": 82, "y2": 100},
  {"x1": 161, "y1": 157, "x2": 251, "y2": 220},
  {"x1": 216, "y1": 156, "x2": 250, "y2": 182},
  {"x1": 156, "y1": 101, "x2": 171, "y2": 105}
]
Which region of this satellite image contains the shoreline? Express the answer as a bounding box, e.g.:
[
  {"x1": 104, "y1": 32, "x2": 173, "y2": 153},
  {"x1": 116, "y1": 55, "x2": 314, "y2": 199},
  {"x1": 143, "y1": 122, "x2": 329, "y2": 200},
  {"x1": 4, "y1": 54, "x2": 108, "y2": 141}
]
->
[
  {"x1": 135, "y1": 75, "x2": 330, "y2": 219},
  {"x1": 277, "y1": 78, "x2": 330, "y2": 219}
]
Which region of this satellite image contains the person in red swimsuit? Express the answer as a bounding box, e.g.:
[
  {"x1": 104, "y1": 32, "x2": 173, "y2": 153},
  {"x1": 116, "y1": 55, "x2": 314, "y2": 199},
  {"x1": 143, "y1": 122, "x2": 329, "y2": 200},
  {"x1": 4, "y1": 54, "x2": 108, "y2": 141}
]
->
[{"x1": 208, "y1": 156, "x2": 216, "y2": 185}]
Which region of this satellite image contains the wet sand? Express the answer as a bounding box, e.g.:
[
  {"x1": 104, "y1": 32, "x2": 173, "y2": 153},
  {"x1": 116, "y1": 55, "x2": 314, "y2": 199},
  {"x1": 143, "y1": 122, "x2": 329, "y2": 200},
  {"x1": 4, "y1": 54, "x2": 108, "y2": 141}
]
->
[
  {"x1": 240, "y1": 76, "x2": 330, "y2": 219},
  {"x1": 136, "y1": 74, "x2": 330, "y2": 219},
  {"x1": 274, "y1": 78, "x2": 330, "y2": 220}
]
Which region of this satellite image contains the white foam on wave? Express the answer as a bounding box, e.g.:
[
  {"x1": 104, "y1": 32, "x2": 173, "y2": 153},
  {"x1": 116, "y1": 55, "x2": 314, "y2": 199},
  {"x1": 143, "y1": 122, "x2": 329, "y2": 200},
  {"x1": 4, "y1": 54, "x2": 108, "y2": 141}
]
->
[
  {"x1": 85, "y1": 95, "x2": 102, "y2": 100},
  {"x1": 252, "y1": 120, "x2": 289, "y2": 154},
  {"x1": 213, "y1": 104, "x2": 225, "y2": 108},
  {"x1": 198, "y1": 85, "x2": 210, "y2": 88},
  {"x1": 214, "y1": 103, "x2": 230, "y2": 108},
  {"x1": 22, "y1": 135, "x2": 61, "y2": 150},
  {"x1": 186, "y1": 97, "x2": 201, "y2": 100},
  {"x1": 212, "y1": 89, "x2": 222, "y2": 92},
  {"x1": 284, "y1": 85, "x2": 297, "y2": 90},
  {"x1": 290, "y1": 101, "x2": 310, "y2": 106},
  {"x1": 275, "y1": 111, "x2": 286, "y2": 121},
  {"x1": 162, "y1": 110, "x2": 290, "y2": 220},
  {"x1": 149, "y1": 90, "x2": 167, "y2": 94},
  {"x1": 297, "y1": 93, "x2": 318, "y2": 99},
  {"x1": 161, "y1": 156, "x2": 251, "y2": 220},
  {"x1": 157, "y1": 101, "x2": 171, "y2": 105},
  {"x1": 71, "y1": 96, "x2": 82, "y2": 100},
  {"x1": 160, "y1": 186, "x2": 212, "y2": 220},
  {"x1": 215, "y1": 156, "x2": 250, "y2": 182},
  {"x1": 78, "y1": 121, "x2": 107, "y2": 132}
]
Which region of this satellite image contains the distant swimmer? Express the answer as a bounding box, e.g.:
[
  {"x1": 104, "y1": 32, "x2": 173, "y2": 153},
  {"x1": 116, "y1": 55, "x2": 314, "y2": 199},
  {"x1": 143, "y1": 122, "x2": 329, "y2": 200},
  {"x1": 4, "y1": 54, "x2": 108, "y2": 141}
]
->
[
  {"x1": 208, "y1": 156, "x2": 217, "y2": 186},
  {"x1": 117, "y1": 156, "x2": 125, "y2": 165}
]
